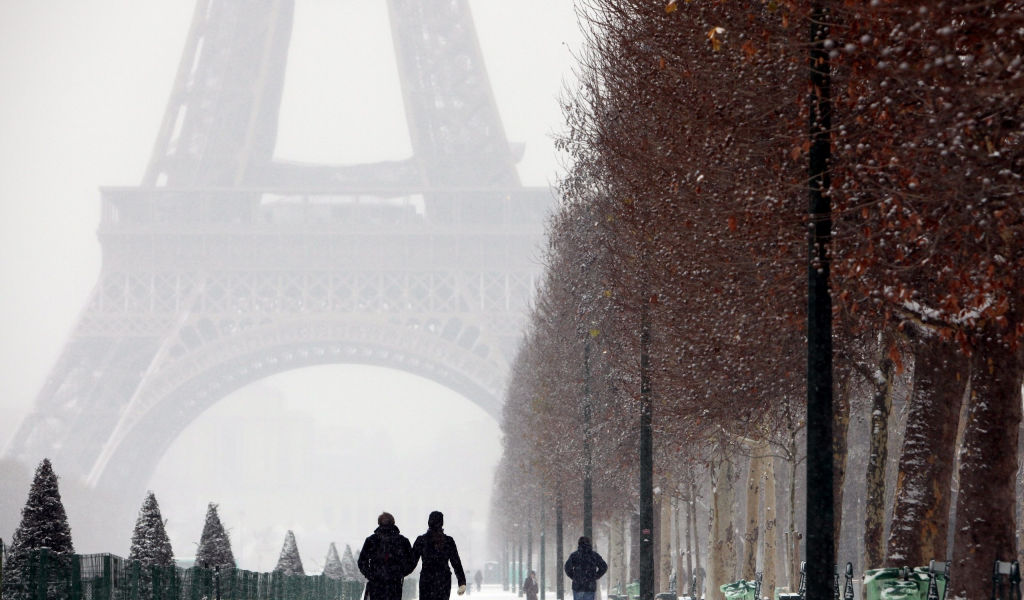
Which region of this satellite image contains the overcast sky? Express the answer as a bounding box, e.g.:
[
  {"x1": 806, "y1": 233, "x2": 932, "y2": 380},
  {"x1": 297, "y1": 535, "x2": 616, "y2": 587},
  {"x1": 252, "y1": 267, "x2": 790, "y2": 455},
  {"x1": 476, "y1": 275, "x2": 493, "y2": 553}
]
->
[{"x1": 0, "y1": 0, "x2": 582, "y2": 558}]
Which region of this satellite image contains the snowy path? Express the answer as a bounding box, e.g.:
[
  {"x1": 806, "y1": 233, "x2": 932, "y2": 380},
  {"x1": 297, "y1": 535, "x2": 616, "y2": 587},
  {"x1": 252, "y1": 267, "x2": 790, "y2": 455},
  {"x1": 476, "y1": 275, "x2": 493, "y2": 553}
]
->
[
  {"x1": 461, "y1": 585, "x2": 616, "y2": 600},
  {"x1": 460, "y1": 585, "x2": 520, "y2": 600}
]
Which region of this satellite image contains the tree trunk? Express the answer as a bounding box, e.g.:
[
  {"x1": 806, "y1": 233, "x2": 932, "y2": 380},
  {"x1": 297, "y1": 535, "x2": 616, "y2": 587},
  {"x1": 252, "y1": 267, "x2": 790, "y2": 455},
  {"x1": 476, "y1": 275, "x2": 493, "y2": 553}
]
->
[
  {"x1": 833, "y1": 368, "x2": 852, "y2": 562},
  {"x1": 787, "y1": 433, "x2": 800, "y2": 586},
  {"x1": 708, "y1": 466, "x2": 719, "y2": 600},
  {"x1": 763, "y1": 449, "x2": 779, "y2": 597},
  {"x1": 557, "y1": 497, "x2": 564, "y2": 600},
  {"x1": 951, "y1": 338, "x2": 1023, "y2": 600},
  {"x1": 710, "y1": 454, "x2": 739, "y2": 600},
  {"x1": 744, "y1": 451, "x2": 762, "y2": 580},
  {"x1": 863, "y1": 351, "x2": 895, "y2": 570},
  {"x1": 613, "y1": 517, "x2": 627, "y2": 593},
  {"x1": 1018, "y1": 420, "x2": 1024, "y2": 566},
  {"x1": 691, "y1": 477, "x2": 702, "y2": 598},
  {"x1": 885, "y1": 331, "x2": 968, "y2": 567},
  {"x1": 674, "y1": 494, "x2": 683, "y2": 594},
  {"x1": 630, "y1": 512, "x2": 640, "y2": 583},
  {"x1": 660, "y1": 495, "x2": 672, "y2": 592},
  {"x1": 685, "y1": 486, "x2": 694, "y2": 595},
  {"x1": 608, "y1": 519, "x2": 619, "y2": 594},
  {"x1": 653, "y1": 493, "x2": 661, "y2": 594}
]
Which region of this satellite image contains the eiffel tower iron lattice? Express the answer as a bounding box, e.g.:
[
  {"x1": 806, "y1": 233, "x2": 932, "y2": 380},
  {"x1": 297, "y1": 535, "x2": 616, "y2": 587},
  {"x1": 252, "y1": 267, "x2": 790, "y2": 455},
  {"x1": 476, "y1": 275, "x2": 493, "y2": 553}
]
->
[{"x1": 5, "y1": 0, "x2": 551, "y2": 502}]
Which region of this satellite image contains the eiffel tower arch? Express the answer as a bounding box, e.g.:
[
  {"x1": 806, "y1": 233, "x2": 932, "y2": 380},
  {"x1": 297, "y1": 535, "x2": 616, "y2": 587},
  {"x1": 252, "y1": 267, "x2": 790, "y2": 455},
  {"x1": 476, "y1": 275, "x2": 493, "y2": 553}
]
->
[{"x1": 5, "y1": 0, "x2": 550, "y2": 504}]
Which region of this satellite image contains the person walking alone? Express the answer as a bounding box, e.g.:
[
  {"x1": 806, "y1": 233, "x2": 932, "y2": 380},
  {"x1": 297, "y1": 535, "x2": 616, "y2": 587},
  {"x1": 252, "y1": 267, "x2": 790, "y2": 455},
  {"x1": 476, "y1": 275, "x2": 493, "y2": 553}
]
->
[
  {"x1": 358, "y1": 512, "x2": 415, "y2": 600},
  {"x1": 474, "y1": 571, "x2": 483, "y2": 593},
  {"x1": 564, "y1": 537, "x2": 607, "y2": 600},
  {"x1": 523, "y1": 571, "x2": 539, "y2": 600},
  {"x1": 411, "y1": 511, "x2": 468, "y2": 600}
]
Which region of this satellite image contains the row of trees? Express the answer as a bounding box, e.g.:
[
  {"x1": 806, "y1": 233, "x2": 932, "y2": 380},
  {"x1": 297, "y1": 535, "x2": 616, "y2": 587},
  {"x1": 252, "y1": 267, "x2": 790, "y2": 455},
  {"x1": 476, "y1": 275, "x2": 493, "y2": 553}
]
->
[
  {"x1": 2, "y1": 459, "x2": 364, "y2": 599},
  {"x1": 492, "y1": 1, "x2": 1024, "y2": 600}
]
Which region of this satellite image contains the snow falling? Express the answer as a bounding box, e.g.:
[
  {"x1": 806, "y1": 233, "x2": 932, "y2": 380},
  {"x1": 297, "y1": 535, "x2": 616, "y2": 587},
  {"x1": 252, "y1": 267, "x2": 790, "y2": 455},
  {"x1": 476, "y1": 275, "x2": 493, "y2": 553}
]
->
[{"x1": 2, "y1": 3, "x2": 1024, "y2": 600}]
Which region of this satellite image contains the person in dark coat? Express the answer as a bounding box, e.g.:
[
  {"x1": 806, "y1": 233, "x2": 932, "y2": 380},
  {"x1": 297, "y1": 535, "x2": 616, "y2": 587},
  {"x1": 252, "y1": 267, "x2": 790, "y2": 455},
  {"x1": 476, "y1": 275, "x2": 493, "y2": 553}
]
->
[
  {"x1": 564, "y1": 537, "x2": 607, "y2": 600},
  {"x1": 473, "y1": 571, "x2": 483, "y2": 593},
  {"x1": 523, "y1": 571, "x2": 539, "y2": 600},
  {"x1": 410, "y1": 511, "x2": 467, "y2": 600},
  {"x1": 358, "y1": 512, "x2": 415, "y2": 600}
]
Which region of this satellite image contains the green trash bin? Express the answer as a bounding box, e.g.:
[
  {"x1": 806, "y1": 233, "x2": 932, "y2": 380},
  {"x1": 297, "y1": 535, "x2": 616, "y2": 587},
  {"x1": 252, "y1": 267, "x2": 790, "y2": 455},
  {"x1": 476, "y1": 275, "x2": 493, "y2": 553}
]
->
[
  {"x1": 865, "y1": 566, "x2": 944, "y2": 600},
  {"x1": 880, "y1": 581, "x2": 921, "y2": 600},
  {"x1": 865, "y1": 568, "x2": 903, "y2": 600},
  {"x1": 720, "y1": 580, "x2": 757, "y2": 600},
  {"x1": 627, "y1": 581, "x2": 640, "y2": 600}
]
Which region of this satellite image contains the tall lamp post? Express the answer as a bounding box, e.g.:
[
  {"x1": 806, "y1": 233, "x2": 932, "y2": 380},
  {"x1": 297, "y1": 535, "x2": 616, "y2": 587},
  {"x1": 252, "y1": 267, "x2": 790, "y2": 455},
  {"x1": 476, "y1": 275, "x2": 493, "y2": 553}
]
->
[
  {"x1": 639, "y1": 300, "x2": 654, "y2": 600},
  {"x1": 806, "y1": 3, "x2": 834, "y2": 599},
  {"x1": 583, "y1": 331, "x2": 596, "y2": 541}
]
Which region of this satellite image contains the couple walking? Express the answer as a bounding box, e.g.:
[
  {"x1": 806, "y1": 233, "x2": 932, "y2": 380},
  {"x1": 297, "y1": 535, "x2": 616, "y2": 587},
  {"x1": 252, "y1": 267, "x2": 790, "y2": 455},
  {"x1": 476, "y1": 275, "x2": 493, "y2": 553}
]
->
[
  {"x1": 522, "y1": 536, "x2": 607, "y2": 600},
  {"x1": 358, "y1": 511, "x2": 467, "y2": 600}
]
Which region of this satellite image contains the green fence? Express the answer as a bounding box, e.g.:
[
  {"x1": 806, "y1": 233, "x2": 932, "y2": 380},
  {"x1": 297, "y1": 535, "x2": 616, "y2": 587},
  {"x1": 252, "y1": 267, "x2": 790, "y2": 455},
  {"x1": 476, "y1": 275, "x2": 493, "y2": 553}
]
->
[{"x1": 3, "y1": 550, "x2": 365, "y2": 600}]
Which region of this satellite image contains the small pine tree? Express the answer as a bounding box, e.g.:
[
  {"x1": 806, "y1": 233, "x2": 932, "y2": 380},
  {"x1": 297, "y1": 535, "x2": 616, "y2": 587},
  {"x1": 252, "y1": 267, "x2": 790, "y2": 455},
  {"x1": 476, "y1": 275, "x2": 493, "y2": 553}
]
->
[
  {"x1": 195, "y1": 503, "x2": 234, "y2": 569},
  {"x1": 322, "y1": 543, "x2": 344, "y2": 579},
  {"x1": 274, "y1": 531, "x2": 304, "y2": 576},
  {"x1": 1, "y1": 459, "x2": 74, "y2": 600},
  {"x1": 341, "y1": 545, "x2": 361, "y2": 582},
  {"x1": 128, "y1": 492, "x2": 174, "y2": 566}
]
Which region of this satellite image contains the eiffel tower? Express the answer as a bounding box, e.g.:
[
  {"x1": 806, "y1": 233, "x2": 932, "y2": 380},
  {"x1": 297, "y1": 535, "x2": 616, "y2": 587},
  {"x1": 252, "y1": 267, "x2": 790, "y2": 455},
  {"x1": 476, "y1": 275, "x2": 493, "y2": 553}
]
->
[{"x1": 5, "y1": 0, "x2": 549, "y2": 504}]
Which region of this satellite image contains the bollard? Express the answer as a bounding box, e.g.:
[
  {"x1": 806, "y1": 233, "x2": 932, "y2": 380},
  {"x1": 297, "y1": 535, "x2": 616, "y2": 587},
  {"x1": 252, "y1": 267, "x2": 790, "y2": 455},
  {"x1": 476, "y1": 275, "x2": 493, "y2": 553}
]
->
[
  {"x1": 132, "y1": 560, "x2": 141, "y2": 600},
  {"x1": 26, "y1": 550, "x2": 36, "y2": 600},
  {"x1": 103, "y1": 555, "x2": 113, "y2": 600},
  {"x1": 71, "y1": 555, "x2": 82, "y2": 600},
  {"x1": 171, "y1": 565, "x2": 180, "y2": 600},
  {"x1": 38, "y1": 548, "x2": 50, "y2": 600},
  {"x1": 153, "y1": 565, "x2": 162, "y2": 600}
]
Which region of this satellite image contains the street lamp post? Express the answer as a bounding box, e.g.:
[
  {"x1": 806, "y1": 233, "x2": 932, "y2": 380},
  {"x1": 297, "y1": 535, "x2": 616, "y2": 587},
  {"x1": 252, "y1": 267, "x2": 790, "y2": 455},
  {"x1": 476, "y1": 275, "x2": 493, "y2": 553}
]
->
[
  {"x1": 639, "y1": 301, "x2": 654, "y2": 600},
  {"x1": 806, "y1": 3, "x2": 835, "y2": 599},
  {"x1": 583, "y1": 334, "x2": 594, "y2": 541}
]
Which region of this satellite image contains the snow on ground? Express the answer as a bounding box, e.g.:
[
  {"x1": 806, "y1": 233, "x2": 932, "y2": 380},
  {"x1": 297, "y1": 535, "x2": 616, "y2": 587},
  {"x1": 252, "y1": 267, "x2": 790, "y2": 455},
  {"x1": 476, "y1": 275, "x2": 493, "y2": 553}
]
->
[
  {"x1": 464, "y1": 584, "x2": 622, "y2": 600},
  {"x1": 466, "y1": 585, "x2": 540, "y2": 600}
]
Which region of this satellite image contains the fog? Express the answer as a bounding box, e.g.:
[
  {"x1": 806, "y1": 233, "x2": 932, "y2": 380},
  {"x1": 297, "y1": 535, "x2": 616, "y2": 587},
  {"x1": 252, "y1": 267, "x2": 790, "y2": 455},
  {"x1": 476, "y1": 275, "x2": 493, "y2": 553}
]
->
[
  {"x1": 0, "y1": 0, "x2": 580, "y2": 571},
  {"x1": 151, "y1": 366, "x2": 500, "y2": 571}
]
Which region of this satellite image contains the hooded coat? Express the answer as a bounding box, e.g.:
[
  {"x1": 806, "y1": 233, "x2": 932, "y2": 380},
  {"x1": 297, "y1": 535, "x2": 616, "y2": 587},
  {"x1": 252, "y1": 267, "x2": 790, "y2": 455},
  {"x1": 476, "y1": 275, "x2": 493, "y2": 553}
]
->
[
  {"x1": 358, "y1": 524, "x2": 415, "y2": 600},
  {"x1": 564, "y1": 538, "x2": 608, "y2": 593},
  {"x1": 411, "y1": 512, "x2": 467, "y2": 600}
]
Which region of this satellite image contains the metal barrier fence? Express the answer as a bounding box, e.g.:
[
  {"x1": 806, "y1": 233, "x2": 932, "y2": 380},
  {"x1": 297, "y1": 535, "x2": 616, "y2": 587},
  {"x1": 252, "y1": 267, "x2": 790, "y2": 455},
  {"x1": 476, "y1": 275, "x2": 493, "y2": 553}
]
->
[{"x1": 3, "y1": 550, "x2": 367, "y2": 600}]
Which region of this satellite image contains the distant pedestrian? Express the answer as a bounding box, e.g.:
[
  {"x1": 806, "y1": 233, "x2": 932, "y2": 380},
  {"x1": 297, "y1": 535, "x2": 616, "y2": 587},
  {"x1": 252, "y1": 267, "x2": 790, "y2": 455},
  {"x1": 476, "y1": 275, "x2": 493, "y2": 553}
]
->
[
  {"x1": 358, "y1": 512, "x2": 415, "y2": 600},
  {"x1": 474, "y1": 571, "x2": 483, "y2": 593},
  {"x1": 411, "y1": 511, "x2": 468, "y2": 600},
  {"x1": 564, "y1": 537, "x2": 607, "y2": 600},
  {"x1": 523, "y1": 571, "x2": 539, "y2": 600}
]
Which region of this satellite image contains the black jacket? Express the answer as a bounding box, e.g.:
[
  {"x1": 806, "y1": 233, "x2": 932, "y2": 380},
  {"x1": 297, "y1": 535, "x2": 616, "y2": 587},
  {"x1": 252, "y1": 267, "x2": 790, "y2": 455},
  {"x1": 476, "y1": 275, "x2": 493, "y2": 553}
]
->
[
  {"x1": 358, "y1": 525, "x2": 415, "y2": 600},
  {"x1": 564, "y1": 539, "x2": 608, "y2": 593},
  {"x1": 411, "y1": 532, "x2": 467, "y2": 600}
]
